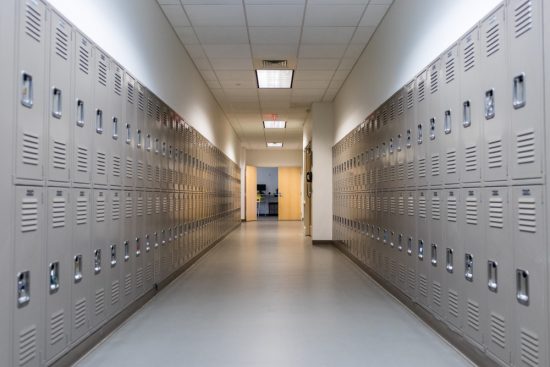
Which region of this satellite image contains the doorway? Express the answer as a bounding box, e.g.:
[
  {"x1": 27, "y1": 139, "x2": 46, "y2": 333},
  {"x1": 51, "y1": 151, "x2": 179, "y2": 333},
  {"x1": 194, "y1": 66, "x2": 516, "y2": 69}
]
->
[{"x1": 256, "y1": 167, "x2": 278, "y2": 220}]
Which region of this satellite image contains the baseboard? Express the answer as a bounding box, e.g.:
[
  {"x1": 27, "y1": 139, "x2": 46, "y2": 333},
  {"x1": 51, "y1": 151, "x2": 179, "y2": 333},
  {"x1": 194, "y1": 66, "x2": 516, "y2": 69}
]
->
[
  {"x1": 331, "y1": 241, "x2": 500, "y2": 367},
  {"x1": 51, "y1": 223, "x2": 241, "y2": 367},
  {"x1": 312, "y1": 240, "x2": 333, "y2": 245}
]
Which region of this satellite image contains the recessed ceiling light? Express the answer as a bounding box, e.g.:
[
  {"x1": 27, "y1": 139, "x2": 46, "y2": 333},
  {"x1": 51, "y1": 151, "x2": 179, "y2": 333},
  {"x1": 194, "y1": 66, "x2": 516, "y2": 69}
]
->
[
  {"x1": 256, "y1": 69, "x2": 294, "y2": 89},
  {"x1": 267, "y1": 142, "x2": 283, "y2": 148},
  {"x1": 263, "y1": 120, "x2": 286, "y2": 129}
]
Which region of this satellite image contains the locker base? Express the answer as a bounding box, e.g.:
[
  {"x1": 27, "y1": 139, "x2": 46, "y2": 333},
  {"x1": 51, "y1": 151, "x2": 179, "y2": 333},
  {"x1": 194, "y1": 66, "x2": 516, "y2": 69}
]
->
[{"x1": 332, "y1": 240, "x2": 500, "y2": 367}]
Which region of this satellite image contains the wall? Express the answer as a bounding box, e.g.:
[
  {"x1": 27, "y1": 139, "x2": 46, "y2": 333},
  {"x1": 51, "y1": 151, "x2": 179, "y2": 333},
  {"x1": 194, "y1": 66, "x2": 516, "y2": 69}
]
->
[
  {"x1": 49, "y1": 0, "x2": 241, "y2": 163},
  {"x1": 334, "y1": 0, "x2": 502, "y2": 143},
  {"x1": 245, "y1": 149, "x2": 303, "y2": 167},
  {"x1": 311, "y1": 103, "x2": 333, "y2": 240}
]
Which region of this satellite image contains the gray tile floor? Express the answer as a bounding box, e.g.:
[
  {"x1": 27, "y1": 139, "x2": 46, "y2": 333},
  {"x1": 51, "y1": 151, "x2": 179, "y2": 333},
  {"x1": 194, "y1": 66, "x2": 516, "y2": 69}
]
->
[{"x1": 76, "y1": 221, "x2": 474, "y2": 367}]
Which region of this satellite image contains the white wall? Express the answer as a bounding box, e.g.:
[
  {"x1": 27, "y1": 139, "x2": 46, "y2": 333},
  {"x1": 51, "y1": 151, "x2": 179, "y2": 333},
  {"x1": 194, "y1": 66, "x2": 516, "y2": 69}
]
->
[
  {"x1": 49, "y1": 0, "x2": 241, "y2": 163},
  {"x1": 334, "y1": 0, "x2": 502, "y2": 143},
  {"x1": 245, "y1": 149, "x2": 303, "y2": 168},
  {"x1": 311, "y1": 103, "x2": 333, "y2": 241}
]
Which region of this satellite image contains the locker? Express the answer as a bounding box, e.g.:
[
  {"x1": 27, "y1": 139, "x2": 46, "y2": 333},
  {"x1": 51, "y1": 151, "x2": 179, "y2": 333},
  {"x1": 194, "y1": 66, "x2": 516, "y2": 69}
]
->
[
  {"x1": 135, "y1": 83, "x2": 146, "y2": 189},
  {"x1": 427, "y1": 58, "x2": 443, "y2": 186},
  {"x1": 508, "y1": 0, "x2": 545, "y2": 180},
  {"x1": 480, "y1": 6, "x2": 509, "y2": 182},
  {"x1": 415, "y1": 70, "x2": 429, "y2": 187},
  {"x1": 404, "y1": 190, "x2": 416, "y2": 299},
  {"x1": 394, "y1": 92, "x2": 406, "y2": 188},
  {"x1": 15, "y1": 0, "x2": 48, "y2": 182},
  {"x1": 108, "y1": 62, "x2": 123, "y2": 187},
  {"x1": 415, "y1": 190, "x2": 430, "y2": 308},
  {"x1": 70, "y1": 188, "x2": 91, "y2": 344},
  {"x1": 153, "y1": 191, "x2": 161, "y2": 283},
  {"x1": 106, "y1": 189, "x2": 121, "y2": 318},
  {"x1": 153, "y1": 98, "x2": 162, "y2": 190},
  {"x1": 143, "y1": 191, "x2": 154, "y2": 291},
  {"x1": 89, "y1": 189, "x2": 108, "y2": 329},
  {"x1": 47, "y1": 12, "x2": 72, "y2": 184},
  {"x1": 144, "y1": 90, "x2": 154, "y2": 189},
  {"x1": 91, "y1": 48, "x2": 109, "y2": 186},
  {"x1": 395, "y1": 191, "x2": 408, "y2": 294},
  {"x1": 459, "y1": 26, "x2": 483, "y2": 183},
  {"x1": 71, "y1": 32, "x2": 93, "y2": 185},
  {"x1": 160, "y1": 105, "x2": 169, "y2": 190},
  {"x1": 428, "y1": 189, "x2": 444, "y2": 318},
  {"x1": 134, "y1": 191, "x2": 145, "y2": 297},
  {"x1": 13, "y1": 186, "x2": 45, "y2": 367},
  {"x1": 123, "y1": 73, "x2": 136, "y2": 188},
  {"x1": 403, "y1": 81, "x2": 416, "y2": 189},
  {"x1": 121, "y1": 190, "x2": 135, "y2": 307}
]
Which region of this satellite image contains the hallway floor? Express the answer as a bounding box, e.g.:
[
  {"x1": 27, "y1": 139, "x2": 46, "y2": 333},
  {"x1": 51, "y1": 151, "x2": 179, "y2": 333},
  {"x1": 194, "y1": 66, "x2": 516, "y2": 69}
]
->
[{"x1": 76, "y1": 221, "x2": 473, "y2": 367}]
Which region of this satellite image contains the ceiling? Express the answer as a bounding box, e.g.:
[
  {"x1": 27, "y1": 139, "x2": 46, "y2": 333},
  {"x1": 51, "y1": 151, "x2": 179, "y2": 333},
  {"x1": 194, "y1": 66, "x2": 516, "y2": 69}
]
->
[{"x1": 157, "y1": 0, "x2": 392, "y2": 150}]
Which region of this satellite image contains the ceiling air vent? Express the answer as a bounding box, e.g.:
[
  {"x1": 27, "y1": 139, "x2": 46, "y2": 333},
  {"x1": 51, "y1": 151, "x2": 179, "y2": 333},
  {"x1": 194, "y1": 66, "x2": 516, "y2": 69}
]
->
[{"x1": 262, "y1": 60, "x2": 288, "y2": 69}]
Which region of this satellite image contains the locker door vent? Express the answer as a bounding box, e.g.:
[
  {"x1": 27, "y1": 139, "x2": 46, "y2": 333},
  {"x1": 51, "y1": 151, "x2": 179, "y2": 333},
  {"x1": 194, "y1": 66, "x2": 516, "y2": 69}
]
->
[
  {"x1": 383, "y1": 196, "x2": 388, "y2": 213},
  {"x1": 447, "y1": 196, "x2": 457, "y2": 222},
  {"x1": 22, "y1": 133, "x2": 40, "y2": 166},
  {"x1": 490, "y1": 312, "x2": 507, "y2": 349},
  {"x1": 125, "y1": 196, "x2": 132, "y2": 218},
  {"x1": 467, "y1": 299, "x2": 481, "y2": 331},
  {"x1": 399, "y1": 264, "x2": 407, "y2": 283},
  {"x1": 137, "y1": 161, "x2": 144, "y2": 180},
  {"x1": 126, "y1": 158, "x2": 133, "y2": 179},
  {"x1": 407, "y1": 269, "x2": 416, "y2": 290},
  {"x1": 376, "y1": 196, "x2": 381, "y2": 212},
  {"x1": 431, "y1": 197, "x2": 441, "y2": 220},
  {"x1": 136, "y1": 268, "x2": 144, "y2": 288},
  {"x1": 21, "y1": 197, "x2": 39, "y2": 233},
  {"x1": 54, "y1": 26, "x2": 69, "y2": 61},
  {"x1": 516, "y1": 130, "x2": 536, "y2": 165},
  {"x1": 430, "y1": 68, "x2": 439, "y2": 94},
  {"x1": 418, "y1": 196, "x2": 427, "y2": 218},
  {"x1": 155, "y1": 197, "x2": 161, "y2": 214},
  {"x1": 463, "y1": 41, "x2": 475, "y2": 72},
  {"x1": 137, "y1": 91, "x2": 145, "y2": 111},
  {"x1": 112, "y1": 196, "x2": 120, "y2": 221},
  {"x1": 145, "y1": 263, "x2": 153, "y2": 281},
  {"x1": 407, "y1": 196, "x2": 414, "y2": 216},
  {"x1": 407, "y1": 161, "x2": 414, "y2": 179},
  {"x1": 96, "y1": 152, "x2": 106, "y2": 176},
  {"x1": 448, "y1": 290, "x2": 459, "y2": 317},
  {"x1": 397, "y1": 96, "x2": 404, "y2": 116},
  {"x1": 445, "y1": 57, "x2": 455, "y2": 84},
  {"x1": 487, "y1": 139, "x2": 503, "y2": 168},
  {"x1": 419, "y1": 274, "x2": 428, "y2": 297},
  {"x1": 137, "y1": 196, "x2": 143, "y2": 216},
  {"x1": 398, "y1": 163, "x2": 405, "y2": 180},
  {"x1": 514, "y1": 0, "x2": 533, "y2": 38},
  {"x1": 431, "y1": 154, "x2": 440, "y2": 176},
  {"x1": 446, "y1": 150, "x2": 457, "y2": 174},
  {"x1": 112, "y1": 155, "x2": 121, "y2": 177},
  {"x1": 489, "y1": 197, "x2": 504, "y2": 229},
  {"x1": 49, "y1": 310, "x2": 65, "y2": 345},
  {"x1": 76, "y1": 196, "x2": 88, "y2": 225},
  {"x1": 94, "y1": 288, "x2": 105, "y2": 315},
  {"x1": 518, "y1": 197, "x2": 536, "y2": 233},
  {"x1": 485, "y1": 22, "x2": 500, "y2": 57},
  {"x1": 24, "y1": 1, "x2": 42, "y2": 43},
  {"x1": 146, "y1": 197, "x2": 153, "y2": 215},
  {"x1": 77, "y1": 146, "x2": 89, "y2": 173},
  {"x1": 52, "y1": 197, "x2": 66, "y2": 228},
  {"x1": 147, "y1": 99, "x2": 154, "y2": 118},
  {"x1": 147, "y1": 164, "x2": 153, "y2": 182},
  {"x1": 18, "y1": 325, "x2": 37, "y2": 366},
  {"x1": 78, "y1": 45, "x2": 90, "y2": 74},
  {"x1": 52, "y1": 141, "x2": 67, "y2": 170},
  {"x1": 127, "y1": 82, "x2": 134, "y2": 104},
  {"x1": 124, "y1": 273, "x2": 132, "y2": 295},
  {"x1": 114, "y1": 71, "x2": 122, "y2": 96},
  {"x1": 417, "y1": 80, "x2": 425, "y2": 103},
  {"x1": 466, "y1": 197, "x2": 478, "y2": 225},
  {"x1": 97, "y1": 59, "x2": 108, "y2": 87},
  {"x1": 74, "y1": 298, "x2": 87, "y2": 329},
  {"x1": 390, "y1": 196, "x2": 396, "y2": 214},
  {"x1": 418, "y1": 158, "x2": 426, "y2": 178},
  {"x1": 520, "y1": 328, "x2": 540, "y2": 367},
  {"x1": 95, "y1": 196, "x2": 105, "y2": 222},
  {"x1": 365, "y1": 195, "x2": 370, "y2": 211},
  {"x1": 111, "y1": 281, "x2": 120, "y2": 305},
  {"x1": 406, "y1": 88, "x2": 414, "y2": 109},
  {"x1": 398, "y1": 196, "x2": 405, "y2": 215},
  {"x1": 465, "y1": 146, "x2": 478, "y2": 171}
]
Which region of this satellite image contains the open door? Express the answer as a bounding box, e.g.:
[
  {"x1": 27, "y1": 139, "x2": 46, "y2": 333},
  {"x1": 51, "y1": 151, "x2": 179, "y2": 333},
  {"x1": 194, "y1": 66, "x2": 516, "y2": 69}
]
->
[
  {"x1": 278, "y1": 167, "x2": 302, "y2": 221},
  {"x1": 245, "y1": 165, "x2": 257, "y2": 221}
]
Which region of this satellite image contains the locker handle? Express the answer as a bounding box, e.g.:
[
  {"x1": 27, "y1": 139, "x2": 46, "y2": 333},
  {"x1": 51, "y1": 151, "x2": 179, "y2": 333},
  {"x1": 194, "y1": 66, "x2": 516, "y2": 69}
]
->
[
  {"x1": 76, "y1": 99, "x2": 85, "y2": 127},
  {"x1": 52, "y1": 87, "x2": 62, "y2": 119},
  {"x1": 429, "y1": 118, "x2": 436, "y2": 140},
  {"x1": 417, "y1": 124, "x2": 423, "y2": 144},
  {"x1": 110, "y1": 244, "x2": 117, "y2": 267},
  {"x1": 397, "y1": 234, "x2": 403, "y2": 251},
  {"x1": 93, "y1": 249, "x2": 102, "y2": 274},
  {"x1": 17, "y1": 271, "x2": 31, "y2": 307},
  {"x1": 146, "y1": 135, "x2": 152, "y2": 151},
  {"x1": 145, "y1": 234, "x2": 151, "y2": 253},
  {"x1": 431, "y1": 244, "x2": 437, "y2": 266},
  {"x1": 21, "y1": 72, "x2": 33, "y2": 108},
  {"x1": 446, "y1": 248, "x2": 454, "y2": 273},
  {"x1": 444, "y1": 110, "x2": 452, "y2": 134},
  {"x1": 406, "y1": 129, "x2": 412, "y2": 148},
  {"x1": 516, "y1": 269, "x2": 529, "y2": 306},
  {"x1": 137, "y1": 130, "x2": 142, "y2": 148},
  {"x1": 96, "y1": 109, "x2": 103, "y2": 134},
  {"x1": 136, "y1": 237, "x2": 141, "y2": 256},
  {"x1": 462, "y1": 101, "x2": 471, "y2": 127},
  {"x1": 49, "y1": 262, "x2": 60, "y2": 293},
  {"x1": 74, "y1": 255, "x2": 83, "y2": 282},
  {"x1": 112, "y1": 117, "x2": 118, "y2": 140},
  {"x1": 487, "y1": 260, "x2": 498, "y2": 292},
  {"x1": 407, "y1": 237, "x2": 413, "y2": 255},
  {"x1": 464, "y1": 253, "x2": 474, "y2": 281},
  {"x1": 484, "y1": 89, "x2": 495, "y2": 120},
  {"x1": 513, "y1": 73, "x2": 526, "y2": 109},
  {"x1": 396, "y1": 134, "x2": 402, "y2": 152},
  {"x1": 417, "y1": 240, "x2": 424, "y2": 260},
  {"x1": 124, "y1": 241, "x2": 130, "y2": 261},
  {"x1": 126, "y1": 124, "x2": 131, "y2": 144}
]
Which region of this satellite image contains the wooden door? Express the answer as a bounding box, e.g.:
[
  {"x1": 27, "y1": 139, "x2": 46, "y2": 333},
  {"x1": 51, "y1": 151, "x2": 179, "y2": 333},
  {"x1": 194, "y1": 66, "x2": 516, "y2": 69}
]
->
[
  {"x1": 245, "y1": 165, "x2": 257, "y2": 221},
  {"x1": 278, "y1": 167, "x2": 301, "y2": 221}
]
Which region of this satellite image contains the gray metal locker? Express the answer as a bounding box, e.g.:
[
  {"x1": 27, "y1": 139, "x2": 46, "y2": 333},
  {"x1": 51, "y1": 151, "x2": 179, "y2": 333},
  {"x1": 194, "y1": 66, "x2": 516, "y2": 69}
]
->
[
  {"x1": 121, "y1": 190, "x2": 135, "y2": 307},
  {"x1": 123, "y1": 73, "x2": 136, "y2": 188},
  {"x1": 480, "y1": 6, "x2": 509, "y2": 183},
  {"x1": 512, "y1": 186, "x2": 548, "y2": 367},
  {"x1": 108, "y1": 62, "x2": 123, "y2": 187},
  {"x1": 135, "y1": 83, "x2": 146, "y2": 189},
  {"x1": 70, "y1": 188, "x2": 91, "y2": 344},
  {"x1": 15, "y1": 0, "x2": 48, "y2": 182},
  {"x1": 134, "y1": 190, "x2": 145, "y2": 297},
  {"x1": 107, "y1": 189, "x2": 121, "y2": 318},
  {"x1": 429, "y1": 190, "x2": 444, "y2": 317},
  {"x1": 45, "y1": 187, "x2": 71, "y2": 362},
  {"x1": 71, "y1": 32, "x2": 93, "y2": 186},
  {"x1": 13, "y1": 186, "x2": 45, "y2": 367},
  {"x1": 484, "y1": 187, "x2": 512, "y2": 364},
  {"x1": 415, "y1": 71, "x2": 428, "y2": 187},
  {"x1": 154, "y1": 99, "x2": 162, "y2": 190},
  {"x1": 143, "y1": 191, "x2": 154, "y2": 291},
  {"x1": 460, "y1": 188, "x2": 486, "y2": 347},
  {"x1": 91, "y1": 48, "x2": 109, "y2": 186},
  {"x1": 47, "y1": 12, "x2": 72, "y2": 184},
  {"x1": 508, "y1": 0, "x2": 544, "y2": 181},
  {"x1": 415, "y1": 190, "x2": 430, "y2": 308},
  {"x1": 144, "y1": 91, "x2": 154, "y2": 188},
  {"x1": 404, "y1": 190, "x2": 416, "y2": 299},
  {"x1": 404, "y1": 81, "x2": 416, "y2": 189},
  {"x1": 153, "y1": 191, "x2": 161, "y2": 283},
  {"x1": 459, "y1": 26, "x2": 483, "y2": 183},
  {"x1": 427, "y1": 59, "x2": 442, "y2": 186},
  {"x1": 89, "y1": 189, "x2": 108, "y2": 329}
]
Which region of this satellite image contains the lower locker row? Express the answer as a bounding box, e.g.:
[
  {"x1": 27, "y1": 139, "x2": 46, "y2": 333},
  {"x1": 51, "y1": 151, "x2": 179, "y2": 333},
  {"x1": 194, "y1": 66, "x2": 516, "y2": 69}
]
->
[
  {"x1": 13, "y1": 185, "x2": 240, "y2": 366},
  {"x1": 333, "y1": 185, "x2": 547, "y2": 367}
]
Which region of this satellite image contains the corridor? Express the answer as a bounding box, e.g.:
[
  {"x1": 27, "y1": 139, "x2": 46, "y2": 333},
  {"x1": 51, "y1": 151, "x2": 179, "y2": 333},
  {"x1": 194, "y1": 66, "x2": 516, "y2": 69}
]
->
[{"x1": 76, "y1": 222, "x2": 473, "y2": 367}]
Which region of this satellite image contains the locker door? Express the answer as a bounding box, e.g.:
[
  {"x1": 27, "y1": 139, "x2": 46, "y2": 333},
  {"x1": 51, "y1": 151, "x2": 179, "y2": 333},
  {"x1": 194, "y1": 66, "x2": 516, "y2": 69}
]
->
[
  {"x1": 461, "y1": 188, "x2": 486, "y2": 347},
  {"x1": 480, "y1": 6, "x2": 509, "y2": 183},
  {"x1": 70, "y1": 188, "x2": 91, "y2": 344},
  {"x1": 403, "y1": 82, "x2": 416, "y2": 189},
  {"x1": 134, "y1": 191, "x2": 144, "y2": 297},
  {"x1": 429, "y1": 190, "x2": 444, "y2": 318},
  {"x1": 72, "y1": 32, "x2": 93, "y2": 185},
  {"x1": 512, "y1": 186, "x2": 548, "y2": 367},
  {"x1": 508, "y1": 0, "x2": 544, "y2": 180},
  {"x1": 135, "y1": 83, "x2": 146, "y2": 189},
  {"x1": 91, "y1": 49, "x2": 109, "y2": 186},
  {"x1": 13, "y1": 187, "x2": 44, "y2": 367},
  {"x1": 404, "y1": 191, "x2": 416, "y2": 299},
  {"x1": 415, "y1": 190, "x2": 430, "y2": 308},
  {"x1": 123, "y1": 73, "x2": 136, "y2": 188},
  {"x1": 395, "y1": 92, "x2": 406, "y2": 187},
  {"x1": 154, "y1": 99, "x2": 162, "y2": 190},
  {"x1": 396, "y1": 191, "x2": 408, "y2": 294},
  {"x1": 440, "y1": 45, "x2": 461, "y2": 185},
  {"x1": 121, "y1": 190, "x2": 135, "y2": 307},
  {"x1": 107, "y1": 190, "x2": 121, "y2": 318},
  {"x1": 15, "y1": 0, "x2": 47, "y2": 182},
  {"x1": 108, "y1": 62, "x2": 123, "y2": 187},
  {"x1": 89, "y1": 189, "x2": 108, "y2": 329},
  {"x1": 153, "y1": 191, "x2": 161, "y2": 283},
  {"x1": 144, "y1": 91, "x2": 154, "y2": 189},
  {"x1": 427, "y1": 59, "x2": 442, "y2": 186},
  {"x1": 459, "y1": 27, "x2": 483, "y2": 183},
  {"x1": 415, "y1": 71, "x2": 428, "y2": 187},
  {"x1": 47, "y1": 12, "x2": 72, "y2": 184},
  {"x1": 484, "y1": 187, "x2": 512, "y2": 364},
  {"x1": 143, "y1": 191, "x2": 154, "y2": 291},
  {"x1": 160, "y1": 106, "x2": 169, "y2": 190}
]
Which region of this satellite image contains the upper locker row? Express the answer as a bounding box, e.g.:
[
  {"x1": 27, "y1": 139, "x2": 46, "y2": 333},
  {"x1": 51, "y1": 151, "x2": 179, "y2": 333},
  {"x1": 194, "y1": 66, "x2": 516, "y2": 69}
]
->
[
  {"x1": 15, "y1": 0, "x2": 240, "y2": 190},
  {"x1": 333, "y1": 0, "x2": 544, "y2": 190}
]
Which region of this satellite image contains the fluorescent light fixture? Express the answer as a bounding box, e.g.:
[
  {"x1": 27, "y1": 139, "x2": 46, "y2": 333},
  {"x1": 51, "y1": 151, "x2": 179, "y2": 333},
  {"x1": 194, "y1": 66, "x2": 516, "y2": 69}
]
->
[
  {"x1": 267, "y1": 142, "x2": 283, "y2": 148},
  {"x1": 256, "y1": 69, "x2": 293, "y2": 88},
  {"x1": 263, "y1": 120, "x2": 286, "y2": 129}
]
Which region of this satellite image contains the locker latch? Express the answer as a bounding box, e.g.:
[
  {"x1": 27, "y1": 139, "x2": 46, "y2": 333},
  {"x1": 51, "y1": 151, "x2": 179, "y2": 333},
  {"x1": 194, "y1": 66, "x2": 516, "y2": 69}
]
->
[
  {"x1": 446, "y1": 248, "x2": 454, "y2": 273},
  {"x1": 112, "y1": 117, "x2": 119, "y2": 140},
  {"x1": 444, "y1": 110, "x2": 452, "y2": 134},
  {"x1": 462, "y1": 101, "x2": 471, "y2": 127},
  {"x1": 126, "y1": 124, "x2": 131, "y2": 144},
  {"x1": 397, "y1": 234, "x2": 403, "y2": 251},
  {"x1": 407, "y1": 237, "x2": 413, "y2": 255},
  {"x1": 52, "y1": 87, "x2": 62, "y2": 119},
  {"x1": 21, "y1": 72, "x2": 33, "y2": 108},
  {"x1": 74, "y1": 255, "x2": 83, "y2": 282},
  {"x1": 487, "y1": 260, "x2": 498, "y2": 292},
  {"x1": 49, "y1": 262, "x2": 60, "y2": 293},
  {"x1": 96, "y1": 109, "x2": 103, "y2": 134},
  {"x1": 136, "y1": 237, "x2": 141, "y2": 256},
  {"x1": 417, "y1": 240, "x2": 424, "y2": 260},
  {"x1": 516, "y1": 269, "x2": 529, "y2": 306},
  {"x1": 406, "y1": 129, "x2": 412, "y2": 148},
  {"x1": 94, "y1": 249, "x2": 102, "y2": 274},
  {"x1": 417, "y1": 124, "x2": 423, "y2": 144},
  {"x1": 513, "y1": 73, "x2": 526, "y2": 109},
  {"x1": 429, "y1": 118, "x2": 436, "y2": 140},
  {"x1": 110, "y1": 244, "x2": 117, "y2": 267},
  {"x1": 464, "y1": 253, "x2": 474, "y2": 281},
  {"x1": 17, "y1": 271, "x2": 31, "y2": 307},
  {"x1": 76, "y1": 100, "x2": 85, "y2": 127},
  {"x1": 431, "y1": 244, "x2": 437, "y2": 266},
  {"x1": 124, "y1": 241, "x2": 130, "y2": 261},
  {"x1": 484, "y1": 89, "x2": 495, "y2": 120}
]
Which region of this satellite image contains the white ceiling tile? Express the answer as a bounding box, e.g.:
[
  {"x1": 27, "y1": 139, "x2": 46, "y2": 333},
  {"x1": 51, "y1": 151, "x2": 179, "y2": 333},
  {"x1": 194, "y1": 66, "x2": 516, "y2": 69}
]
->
[
  {"x1": 299, "y1": 44, "x2": 347, "y2": 58},
  {"x1": 297, "y1": 58, "x2": 340, "y2": 70},
  {"x1": 332, "y1": 69, "x2": 351, "y2": 81},
  {"x1": 304, "y1": 5, "x2": 365, "y2": 26},
  {"x1": 308, "y1": 0, "x2": 368, "y2": 4},
  {"x1": 210, "y1": 58, "x2": 253, "y2": 70},
  {"x1": 292, "y1": 89, "x2": 325, "y2": 98},
  {"x1": 194, "y1": 27, "x2": 249, "y2": 44},
  {"x1": 161, "y1": 5, "x2": 190, "y2": 26},
  {"x1": 323, "y1": 88, "x2": 339, "y2": 102},
  {"x1": 293, "y1": 70, "x2": 334, "y2": 81},
  {"x1": 351, "y1": 26, "x2": 376, "y2": 44},
  {"x1": 328, "y1": 78, "x2": 344, "y2": 89},
  {"x1": 370, "y1": 0, "x2": 393, "y2": 4},
  {"x1": 192, "y1": 58, "x2": 213, "y2": 70},
  {"x1": 248, "y1": 27, "x2": 301, "y2": 44},
  {"x1": 246, "y1": 5, "x2": 305, "y2": 27},
  {"x1": 338, "y1": 58, "x2": 358, "y2": 70},
  {"x1": 184, "y1": 5, "x2": 245, "y2": 26},
  {"x1": 343, "y1": 43, "x2": 365, "y2": 59},
  {"x1": 359, "y1": 4, "x2": 390, "y2": 26},
  {"x1": 181, "y1": 0, "x2": 242, "y2": 4},
  {"x1": 199, "y1": 69, "x2": 218, "y2": 81},
  {"x1": 184, "y1": 44, "x2": 207, "y2": 58},
  {"x1": 174, "y1": 27, "x2": 199, "y2": 44},
  {"x1": 245, "y1": 0, "x2": 305, "y2": 3},
  {"x1": 206, "y1": 80, "x2": 222, "y2": 89},
  {"x1": 301, "y1": 27, "x2": 355, "y2": 44},
  {"x1": 292, "y1": 79, "x2": 330, "y2": 89},
  {"x1": 203, "y1": 44, "x2": 251, "y2": 58},
  {"x1": 157, "y1": 0, "x2": 179, "y2": 5},
  {"x1": 219, "y1": 78, "x2": 257, "y2": 89},
  {"x1": 215, "y1": 70, "x2": 256, "y2": 82},
  {"x1": 251, "y1": 44, "x2": 298, "y2": 59},
  {"x1": 258, "y1": 90, "x2": 292, "y2": 99}
]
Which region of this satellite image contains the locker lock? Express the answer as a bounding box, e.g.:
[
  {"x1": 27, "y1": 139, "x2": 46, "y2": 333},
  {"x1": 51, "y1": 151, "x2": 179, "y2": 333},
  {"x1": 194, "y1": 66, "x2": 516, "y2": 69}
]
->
[
  {"x1": 124, "y1": 241, "x2": 130, "y2": 261},
  {"x1": 17, "y1": 271, "x2": 31, "y2": 307},
  {"x1": 464, "y1": 253, "x2": 474, "y2": 281},
  {"x1": 110, "y1": 244, "x2": 117, "y2": 267},
  {"x1": 136, "y1": 237, "x2": 141, "y2": 256},
  {"x1": 484, "y1": 89, "x2": 495, "y2": 120},
  {"x1": 417, "y1": 240, "x2": 424, "y2": 260},
  {"x1": 94, "y1": 249, "x2": 102, "y2": 274},
  {"x1": 49, "y1": 262, "x2": 60, "y2": 293}
]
